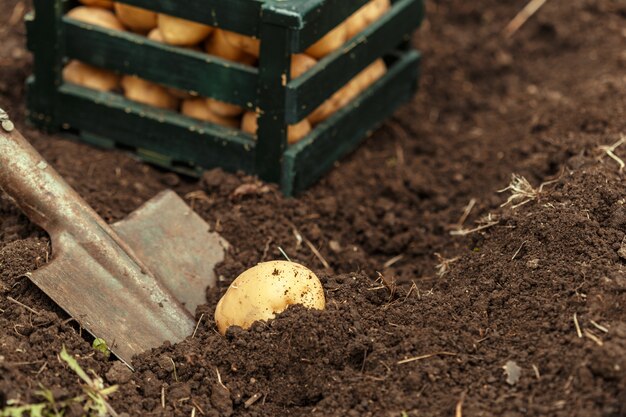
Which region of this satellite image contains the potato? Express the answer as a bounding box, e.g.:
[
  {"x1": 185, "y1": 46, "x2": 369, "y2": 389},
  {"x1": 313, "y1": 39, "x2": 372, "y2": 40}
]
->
[
  {"x1": 67, "y1": 6, "x2": 125, "y2": 31},
  {"x1": 291, "y1": 54, "x2": 317, "y2": 79},
  {"x1": 181, "y1": 99, "x2": 239, "y2": 128},
  {"x1": 305, "y1": 23, "x2": 347, "y2": 59},
  {"x1": 206, "y1": 98, "x2": 243, "y2": 118},
  {"x1": 308, "y1": 59, "x2": 386, "y2": 125},
  {"x1": 114, "y1": 3, "x2": 157, "y2": 33},
  {"x1": 345, "y1": 10, "x2": 368, "y2": 40},
  {"x1": 147, "y1": 28, "x2": 164, "y2": 42},
  {"x1": 121, "y1": 75, "x2": 179, "y2": 110},
  {"x1": 363, "y1": 0, "x2": 392, "y2": 24},
  {"x1": 287, "y1": 118, "x2": 313, "y2": 144},
  {"x1": 204, "y1": 29, "x2": 257, "y2": 65},
  {"x1": 345, "y1": 0, "x2": 391, "y2": 39},
  {"x1": 157, "y1": 14, "x2": 213, "y2": 46},
  {"x1": 214, "y1": 261, "x2": 325, "y2": 335},
  {"x1": 222, "y1": 30, "x2": 260, "y2": 57},
  {"x1": 241, "y1": 111, "x2": 258, "y2": 136},
  {"x1": 353, "y1": 58, "x2": 387, "y2": 91},
  {"x1": 79, "y1": 0, "x2": 113, "y2": 9},
  {"x1": 241, "y1": 111, "x2": 312, "y2": 144},
  {"x1": 62, "y1": 60, "x2": 120, "y2": 92}
]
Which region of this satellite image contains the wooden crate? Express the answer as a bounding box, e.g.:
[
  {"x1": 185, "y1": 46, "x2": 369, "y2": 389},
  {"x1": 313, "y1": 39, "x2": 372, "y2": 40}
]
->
[{"x1": 25, "y1": 0, "x2": 424, "y2": 195}]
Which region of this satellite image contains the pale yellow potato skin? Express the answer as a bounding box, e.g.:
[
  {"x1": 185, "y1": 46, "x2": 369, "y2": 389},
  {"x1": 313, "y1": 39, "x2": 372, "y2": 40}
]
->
[
  {"x1": 121, "y1": 75, "x2": 179, "y2": 110},
  {"x1": 114, "y1": 3, "x2": 157, "y2": 33},
  {"x1": 63, "y1": 60, "x2": 120, "y2": 92},
  {"x1": 205, "y1": 29, "x2": 257, "y2": 66},
  {"x1": 214, "y1": 261, "x2": 326, "y2": 335},
  {"x1": 308, "y1": 58, "x2": 386, "y2": 125},
  {"x1": 67, "y1": 6, "x2": 125, "y2": 31},
  {"x1": 158, "y1": 14, "x2": 213, "y2": 46},
  {"x1": 305, "y1": 23, "x2": 347, "y2": 59},
  {"x1": 345, "y1": 0, "x2": 391, "y2": 39},
  {"x1": 221, "y1": 30, "x2": 261, "y2": 57},
  {"x1": 181, "y1": 98, "x2": 239, "y2": 128},
  {"x1": 240, "y1": 112, "x2": 312, "y2": 144},
  {"x1": 291, "y1": 54, "x2": 317, "y2": 79}
]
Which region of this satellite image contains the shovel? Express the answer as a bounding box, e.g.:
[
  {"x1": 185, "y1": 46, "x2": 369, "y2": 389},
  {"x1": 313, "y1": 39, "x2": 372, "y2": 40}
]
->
[{"x1": 0, "y1": 109, "x2": 226, "y2": 366}]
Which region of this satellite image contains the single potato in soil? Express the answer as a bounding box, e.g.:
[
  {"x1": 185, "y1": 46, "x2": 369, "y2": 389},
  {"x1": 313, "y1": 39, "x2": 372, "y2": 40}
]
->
[{"x1": 215, "y1": 261, "x2": 326, "y2": 335}]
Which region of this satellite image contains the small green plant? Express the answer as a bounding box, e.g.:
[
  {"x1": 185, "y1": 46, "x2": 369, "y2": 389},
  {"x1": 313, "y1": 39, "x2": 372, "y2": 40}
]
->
[
  {"x1": 92, "y1": 338, "x2": 111, "y2": 359},
  {"x1": 0, "y1": 347, "x2": 119, "y2": 417}
]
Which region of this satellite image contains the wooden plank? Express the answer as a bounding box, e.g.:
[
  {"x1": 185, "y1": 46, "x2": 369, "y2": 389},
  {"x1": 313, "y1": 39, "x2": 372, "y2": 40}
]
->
[
  {"x1": 56, "y1": 83, "x2": 256, "y2": 173},
  {"x1": 113, "y1": 0, "x2": 263, "y2": 36},
  {"x1": 285, "y1": 0, "x2": 424, "y2": 123},
  {"x1": 63, "y1": 18, "x2": 259, "y2": 109},
  {"x1": 281, "y1": 50, "x2": 420, "y2": 195},
  {"x1": 25, "y1": 0, "x2": 67, "y2": 131},
  {"x1": 262, "y1": 0, "x2": 366, "y2": 35},
  {"x1": 255, "y1": 18, "x2": 292, "y2": 184}
]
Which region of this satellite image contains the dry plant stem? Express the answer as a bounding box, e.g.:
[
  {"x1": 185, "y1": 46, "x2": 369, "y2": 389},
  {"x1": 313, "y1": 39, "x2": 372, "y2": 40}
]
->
[
  {"x1": 498, "y1": 174, "x2": 539, "y2": 208},
  {"x1": 584, "y1": 329, "x2": 604, "y2": 346},
  {"x1": 511, "y1": 241, "x2": 527, "y2": 260},
  {"x1": 192, "y1": 313, "x2": 205, "y2": 338},
  {"x1": 289, "y1": 223, "x2": 331, "y2": 270},
  {"x1": 455, "y1": 392, "x2": 466, "y2": 417},
  {"x1": 589, "y1": 320, "x2": 609, "y2": 333},
  {"x1": 216, "y1": 368, "x2": 228, "y2": 391},
  {"x1": 304, "y1": 238, "x2": 330, "y2": 270},
  {"x1": 434, "y1": 253, "x2": 460, "y2": 278},
  {"x1": 397, "y1": 351, "x2": 457, "y2": 365},
  {"x1": 532, "y1": 364, "x2": 541, "y2": 380},
  {"x1": 598, "y1": 135, "x2": 626, "y2": 171},
  {"x1": 383, "y1": 254, "x2": 404, "y2": 269},
  {"x1": 450, "y1": 214, "x2": 499, "y2": 236},
  {"x1": 573, "y1": 313, "x2": 582, "y2": 338},
  {"x1": 456, "y1": 198, "x2": 477, "y2": 228},
  {"x1": 6, "y1": 296, "x2": 41, "y2": 315},
  {"x1": 244, "y1": 393, "x2": 263, "y2": 409},
  {"x1": 170, "y1": 357, "x2": 179, "y2": 382},
  {"x1": 502, "y1": 0, "x2": 548, "y2": 38}
]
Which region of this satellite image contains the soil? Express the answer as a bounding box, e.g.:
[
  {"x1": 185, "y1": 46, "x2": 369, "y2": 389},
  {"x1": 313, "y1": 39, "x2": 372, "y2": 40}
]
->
[{"x1": 1, "y1": 0, "x2": 626, "y2": 416}]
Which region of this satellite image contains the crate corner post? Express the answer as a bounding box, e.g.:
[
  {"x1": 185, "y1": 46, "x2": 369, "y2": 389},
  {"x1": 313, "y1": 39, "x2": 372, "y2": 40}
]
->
[
  {"x1": 255, "y1": 3, "x2": 297, "y2": 186},
  {"x1": 26, "y1": 0, "x2": 67, "y2": 132}
]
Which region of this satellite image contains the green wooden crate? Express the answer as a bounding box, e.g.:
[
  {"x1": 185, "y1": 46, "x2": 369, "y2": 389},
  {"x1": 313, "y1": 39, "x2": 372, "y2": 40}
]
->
[{"x1": 25, "y1": 0, "x2": 424, "y2": 195}]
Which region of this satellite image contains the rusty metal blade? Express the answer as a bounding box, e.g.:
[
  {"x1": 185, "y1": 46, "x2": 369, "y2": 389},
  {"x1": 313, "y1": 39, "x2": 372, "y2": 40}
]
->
[
  {"x1": 27, "y1": 230, "x2": 196, "y2": 367},
  {"x1": 112, "y1": 190, "x2": 227, "y2": 315}
]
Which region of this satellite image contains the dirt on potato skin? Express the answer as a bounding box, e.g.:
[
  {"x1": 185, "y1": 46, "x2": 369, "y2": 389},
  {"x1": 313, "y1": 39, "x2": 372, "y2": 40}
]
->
[{"x1": 1, "y1": 0, "x2": 626, "y2": 416}]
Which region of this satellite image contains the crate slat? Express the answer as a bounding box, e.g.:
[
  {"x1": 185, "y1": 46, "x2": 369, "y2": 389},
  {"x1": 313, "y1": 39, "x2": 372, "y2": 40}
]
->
[
  {"x1": 113, "y1": 0, "x2": 263, "y2": 36},
  {"x1": 285, "y1": 0, "x2": 424, "y2": 123},
  {"x1": 64, "y1": 18, "x2": 259, "y2": 108},
  {"x1": 281, "y1": 50, "x2": 420, "y2": 195},
  {"x1": 57, "y1": 83, "x2": 256, "y2": 173},
  {"x1": 262, "y1": 0, "x2": 368, "y2": 51}
]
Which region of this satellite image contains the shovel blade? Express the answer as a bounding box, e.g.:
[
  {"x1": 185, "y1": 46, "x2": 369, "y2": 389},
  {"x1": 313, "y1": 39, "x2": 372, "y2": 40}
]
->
[
  {"x1": 28, "y1": 231, "x2": 196, "y2": 366},
  {"x1": 112, "y1": 190, "x2": 227, "y2": 315},
  {"x1": 27, "y1": 190, "x2": 225, "y2": 365}
]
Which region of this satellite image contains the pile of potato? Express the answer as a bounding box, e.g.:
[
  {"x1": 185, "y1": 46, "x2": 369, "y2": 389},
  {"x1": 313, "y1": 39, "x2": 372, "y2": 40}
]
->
[{"x1": 64, "y1": 0, "x2": 391, "y2": 144}]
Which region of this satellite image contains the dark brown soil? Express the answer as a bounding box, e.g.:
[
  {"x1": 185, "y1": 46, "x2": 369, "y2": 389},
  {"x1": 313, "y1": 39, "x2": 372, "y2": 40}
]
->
[{"x1": 2, "y1": 0, "x2": 626, "y2": 416}]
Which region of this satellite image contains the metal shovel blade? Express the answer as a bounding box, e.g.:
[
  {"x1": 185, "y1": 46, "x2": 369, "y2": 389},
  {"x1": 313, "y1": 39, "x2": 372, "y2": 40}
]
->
[
  {"x1": 0, "y1": 119, "x2": 225, "y2": 366},
  {"x1": 111, "y1": 190, "x2": 228, "y2": 316}
]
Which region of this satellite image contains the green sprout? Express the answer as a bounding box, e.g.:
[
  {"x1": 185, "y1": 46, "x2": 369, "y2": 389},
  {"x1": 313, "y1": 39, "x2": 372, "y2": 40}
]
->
[
  {"x1": 92, "y1": 338, "x2": 111, "y2": 359},
  {"x1": 0, "y1": 346, "x2": 119, "y2": 417}
]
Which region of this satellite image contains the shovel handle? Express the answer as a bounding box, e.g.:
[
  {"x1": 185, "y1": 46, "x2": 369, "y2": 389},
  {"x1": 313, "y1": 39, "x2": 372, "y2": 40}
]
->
[{"x1": 0, "y1": 112, "x2": 104, "y2": 235}]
